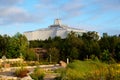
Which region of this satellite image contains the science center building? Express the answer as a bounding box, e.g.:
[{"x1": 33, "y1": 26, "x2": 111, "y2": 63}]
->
[{"x1": 24, "y1": 19, "x2": 87, "y2": 41}]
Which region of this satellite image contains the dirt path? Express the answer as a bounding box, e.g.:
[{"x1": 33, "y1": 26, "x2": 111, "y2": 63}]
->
[
  {"x1": 44, "y1": 73, "x2": 58, "y2": 80},
  {"x1": 0, "y1": 65, "x2": 61, "y2": 80}
]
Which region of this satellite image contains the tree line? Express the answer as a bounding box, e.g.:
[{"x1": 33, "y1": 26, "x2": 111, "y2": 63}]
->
[
  {"x1": 30, "y1": 31, "x2": 120, "y2": 63},
  {"x1": 0, "y1": 31, "x2": 120, "y2": 63}
]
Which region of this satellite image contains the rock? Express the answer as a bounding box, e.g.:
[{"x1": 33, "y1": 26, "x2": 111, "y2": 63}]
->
[{"x1": 59, "y1": 61, "x2": 67, "y2": 68}]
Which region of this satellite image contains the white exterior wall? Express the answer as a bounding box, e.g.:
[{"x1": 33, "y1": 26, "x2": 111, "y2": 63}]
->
[
  {"x1": 24, "y1": 19, "x2": 88, "y2": 41},
  {"x1": 28, "y1": 29, "x2": 55, "y2": 40},
  {"x1": 24, "y1": 31, "x2": 33, "y2": 40},
  {"x1": 24, "y1": 28, "x2": 87, "y2": 41},
  {"x1": 38, "y1": 29, "x2": 54, "y2": 40},
  {"x1": 56, "y1": 29, "x2": 67, "y2": 39}
]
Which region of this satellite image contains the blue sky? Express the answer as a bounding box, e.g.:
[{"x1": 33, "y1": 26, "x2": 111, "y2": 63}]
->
[{"x1": 0, "y1": 0, "x2": 120, "y2": 36}]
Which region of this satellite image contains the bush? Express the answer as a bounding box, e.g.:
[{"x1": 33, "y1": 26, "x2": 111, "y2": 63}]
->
[
  {"x1": 58, "y1": 60, "x2": 120, "y2": 80},
  {"x1": 30, "y1": 68, "x2": 45, "y2": 80},
  {"x1": 25, "y1": 61, "x2": 40, "y2": 66},
  {"x1": 11, "y1": 61, "x2": 28, "y2": 67},
  {"x1": 15, "y1": 67, "x2": 29, "y2": 78}
]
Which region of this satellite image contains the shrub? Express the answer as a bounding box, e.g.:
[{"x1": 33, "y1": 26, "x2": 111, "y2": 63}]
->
[
  {"x1": 25, "y1": 61, "x2": 40, "y2": 66},
  {"x1": 54, "y1": 68, "x2": 66, "y2": 80},
  {"x1": 15, "y1": 67, "x2": 29, "y2": 78},
  {"x1": 30, "y1": 68, "x2": 45, "y2": 80},
  {"x1": 58, "y1": 60, "x2": 120, "y2": 80}
]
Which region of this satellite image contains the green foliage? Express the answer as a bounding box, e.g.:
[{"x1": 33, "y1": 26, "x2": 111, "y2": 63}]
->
[
  {"x1": 0, "y1": 33, "x2": 29, "y2": 60},
  {"x1": 25, "y1": 61, "x2": 40, "y2": 66},
  {"x1": 115, "y1": 43, "x2": 120, "y2": 62},
  {"x1": 15, "y1": 67, "x2": 29, "y2": 78},
  {"x1": 10, "y1": 61, "x2": 28, "y2": 67},
  {"x1": 1, "y1": 31, "x2": 120, "y2": 63},
  {"x1": 48, "y1": 47, "x2": 59, "y2": 63},
  {"x1": 106, "y1": 64, "x2": 120, "y2": 80},
  {"x1": 30, "y1": 68, "x2": 45, "y2": 80},
  {"x1": 0, "y1": 34, "x2": 10, "y2": 56},
  {"x1": 101, "y1": 50, "x2": 110, "y2": 62},
  {"x1": 82, "y1": 31, "x2": 99, "y2": 41},
  {"x1": 29, "y1": 31, "x2": 120, "y2": 63},
  {"x1": 25, "y1": 48, "x2": 37, "y2": 61},
  {"x1": 70, "y1": 47, "x2": 79, "y2": 60},
  {"x1": 90, "y1": 55, "x2": 100, "y2": 62},
  {"x1": 57, "y1": 60, "x2": 120, "y2": 80}
]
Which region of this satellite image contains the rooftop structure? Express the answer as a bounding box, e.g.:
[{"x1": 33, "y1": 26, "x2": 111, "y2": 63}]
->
[{"x1": 24, "y1": 19, "x2": 87, "y2": 41}]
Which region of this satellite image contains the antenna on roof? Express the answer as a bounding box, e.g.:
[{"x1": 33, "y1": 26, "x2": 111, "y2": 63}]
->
[
  {"x1": 57, "y1": 8, "x2": 60, "y2": 19},
  {"x1": 54, "y1": 8, "x2": 62, "y2": 25}
]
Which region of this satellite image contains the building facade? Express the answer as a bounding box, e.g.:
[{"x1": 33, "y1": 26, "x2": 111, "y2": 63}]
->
[{"x1": 24, "y1": 19, "x2": 87, "y2": 41}]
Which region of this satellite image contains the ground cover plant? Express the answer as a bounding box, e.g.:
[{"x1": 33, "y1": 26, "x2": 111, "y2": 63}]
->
[
  {"x1": 30, "y1": 67, "x2": 45, "y2": 80},
  {"x1": 15, "y1": 67, "x2": 29, "y2": 78},
  {"x1": 55, "y1": 60, "x2": 120, "y2": 80}
]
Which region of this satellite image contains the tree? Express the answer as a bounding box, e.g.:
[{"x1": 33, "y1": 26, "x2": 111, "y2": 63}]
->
[
  {"x1": 115, "y1": 42, "x2": 120, "y2": 62},
  {"x1": 15, "y1": 33, "x2": 28, "y2": 57},
  {"x1": 82, "y1": 31, "x2": 99, "y2": 41},
  {"x1": 65, "y1": 31, "x2": 84, "y2": 60},
  {"x1": 7, "y1": 32, "x2": 28, "y2": 58},
  {"x1": 99, "y1": 35, "x2": 120, "y2": 60},
  {"x1": 25, "y1": 48, "x2": 37, "y2": 61},
  {"x1": 7, "y1": 37, "x2": 19, "y2": 58},
  {"x1": 70, "y1": 47, "x2": 79, "y2": 60},
  {"x1": 0, "y1": 35, "x2": 10, "y2": 57},
  {"x1": 99, "y1": 36, "x2": 110, "y2": 52},
  {"x1": 48, "y1": 47, "x2": 59, "y2": 63},
  {"x1": 101, "y1": 50, "x2": 110, "y2": 63}
]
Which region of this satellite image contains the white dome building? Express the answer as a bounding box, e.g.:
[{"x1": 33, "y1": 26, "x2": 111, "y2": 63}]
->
[{"x1": 24, "y1": 19, "x2": 87, "y2": 41}]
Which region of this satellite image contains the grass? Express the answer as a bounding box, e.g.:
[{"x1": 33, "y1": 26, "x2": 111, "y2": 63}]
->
[
  {"x1": 15, "y1": 67, "x2": 29, "y2": 78},
  {"x1": 30, "y1": 67, "x2": 45, "y2": 80},
  {"x1": 55, "y1": 60, "x2": 120, "y2": 80}
]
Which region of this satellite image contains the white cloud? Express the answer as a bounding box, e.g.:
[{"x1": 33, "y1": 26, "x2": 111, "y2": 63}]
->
[
  {"x1": 0, "y1": 0, "x2": 43, "y2": 25},
  {"x1": 0, "y1": 0, "x2": 23, "y2": 7},
  {"x1": 0, "y1": 7, "x2": 40, "y2": 25},
  {"x1": 0, "y1": 7, "x2": 25, "y2": 16},
  {"x1": 61, "y1": 0, "x2": 84, "y2": 18},
  {"x1": 95, "y1": 0, "x2": 120, "y2": 10},
  {"x1": 0, "y1": 0, "x2": 120, "y2": 27}
]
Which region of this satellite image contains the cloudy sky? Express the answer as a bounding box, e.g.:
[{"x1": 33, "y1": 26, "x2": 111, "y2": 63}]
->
[{"x1": 0, "y1": 0, "x2": 120, "y2": 36}]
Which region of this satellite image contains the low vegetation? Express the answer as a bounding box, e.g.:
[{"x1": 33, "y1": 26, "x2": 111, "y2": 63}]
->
[
  {"x1": 30, "y1": 67, "x2": 45, "y2": 80},
  {"x1": 55, "y1": 60, "x2": 120, "y2": 80},
  {"x1": 15, "y1": 67, "x2": 29, "y2": 78}
]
